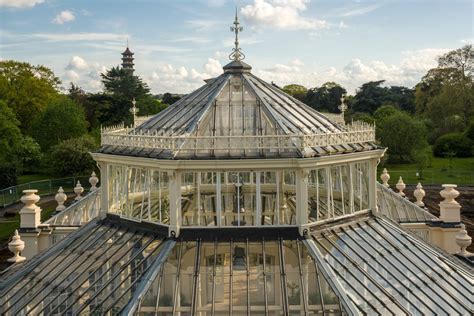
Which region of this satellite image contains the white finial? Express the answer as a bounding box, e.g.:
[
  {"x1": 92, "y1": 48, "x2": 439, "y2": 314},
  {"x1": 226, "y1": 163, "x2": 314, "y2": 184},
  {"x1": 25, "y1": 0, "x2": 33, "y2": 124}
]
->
[
  {"x1": 380, "y1": 168, "x2": 390, "y2": 187},
  {"x1": 338, "y1": 95, "x2": 347, "y2": 121},
  {"x1": 396, "y1": 176, "x2": 406, "y2": 197},
  {"x1": 413, "y1": 182, "x2": 425, "y2": 207},
  {"x1": 74, "y1": 181, "x2": 84, "y2": 201},
  {"x1": 89, "y1": 171, "x2": 99, "y2": 191},
  {"x1": 229, "y1": 7, "x2": 245, "y2": 61},
  {"x1": 55, "y1": 186, "x2": 67, "y2": 212},
  {"x1": 456, "y1": 224, "x2": 472, "y2": 256},
  {"x1": 130, "y1": 98, "x2": 139, "y2": 126},
  {"x1": 8, "y1": 230, "x2": 26, "y2": 263}
]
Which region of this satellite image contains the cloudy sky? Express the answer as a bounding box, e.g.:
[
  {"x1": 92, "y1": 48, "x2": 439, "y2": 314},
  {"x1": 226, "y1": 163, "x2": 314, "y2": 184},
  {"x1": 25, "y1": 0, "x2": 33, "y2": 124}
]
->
[{"x1": 0, "y1": 0, "x2": 472, "y2": 94}]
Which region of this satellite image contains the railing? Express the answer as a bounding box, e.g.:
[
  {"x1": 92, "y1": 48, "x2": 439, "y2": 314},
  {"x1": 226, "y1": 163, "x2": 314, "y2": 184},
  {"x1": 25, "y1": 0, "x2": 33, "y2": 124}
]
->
[
  {"x1": 376, "y1": 182, "x2": 437, "y2": 223},
  {"x1": 101, "y1": 122, "x2": 375, "y2": 153},
  {"x1": 0, "y1": 176, "x2": 90, "y2": 208},
  {"x1": 43, "y1": 189, "x2": 101, "y2": 226}
]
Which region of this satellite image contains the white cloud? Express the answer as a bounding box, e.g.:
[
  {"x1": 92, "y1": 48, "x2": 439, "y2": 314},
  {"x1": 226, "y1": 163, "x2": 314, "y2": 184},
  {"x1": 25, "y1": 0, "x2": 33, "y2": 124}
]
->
[
  {"x1": 186, "y1": 19, "x2": 222, "y2": 31},
  {"x1": 0, "y1": 0, "x2": 43, "y2": 8},
  {"x1": 255, "y1": 48, "x2": 450, "y2": 94},
  {"x1": 61, "y1": 55, "x2": 106, "y2": 92},
  {"x1": 241, "y1": 0, "x2": 328, "y2": 30},
  {"x1": 52, "y1": 10, "x2": 75, "y2": 24},
  {"x1": 204, "y1": 58, "x2": 222, "y2": 76},
  {"x1": 66, "y1": 56, "x2": 88, "y2": 71}
]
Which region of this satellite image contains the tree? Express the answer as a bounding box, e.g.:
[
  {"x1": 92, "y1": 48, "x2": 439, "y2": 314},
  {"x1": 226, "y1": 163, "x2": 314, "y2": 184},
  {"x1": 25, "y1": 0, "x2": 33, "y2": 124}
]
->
[
  {"x1": 14, "y1": 136, "x2": 42, "y2": 174},
  {"x1": 162, "y1": 93, "x2": 181, "y2": 105},
  {"x1": 101, "y1": 66, "x2": 152, "y2": 125},
  {"x1": 351, "y1": 80, "x2": 390, "y2": 114},
  {"x1": 377, "y1": 111, "x2": 428, "y2": 162},
  {"x1": 32, "y1": 96, "x2": 88, "y2": 150},
  {"x1": 373, "y1": 105, "x2": 399, "y2": 121},
  {"x1": 0, "y1": 60, "x2": 60, "y2": 133},
  {"x1": 49, "y1": 135, "x2": 98, "y2": 177},
  {"x1": 415, "y1": 45, "x2": 474, "y2": 140},
  {"x1": 282, "y1": 84, "x2": 308, "y2": 102},
  {"x1": 0, "y1": 100, "x2": 22, "y2": 187},
  {"x1": 305, "y1": 82, "x2": 346, "y2": 113}
]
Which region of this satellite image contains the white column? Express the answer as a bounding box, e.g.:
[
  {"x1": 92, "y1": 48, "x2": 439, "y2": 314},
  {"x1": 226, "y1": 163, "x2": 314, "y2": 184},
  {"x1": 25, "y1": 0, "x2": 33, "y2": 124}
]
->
[
  {"x1": 99, "y1": 162, "x2": 109, "y2": 218},
  {"x1": 19, "y1": 190, "x2": 41, "y2": 259},
  {"x1": 169, "y1": 171, "x2": 181, "y2": 237},
  {"x1": 256, "y1": 171, "x2": 261, "y2": 227},
  {"x1": 216, "y1": 172, "x2": 222, "y2": 227},
  {"x1": 296, "y1": 169, "x2": 309, "y2": 236},
  {"x1": 368, "y1": 159, "x2": 378, "y2": 211}
]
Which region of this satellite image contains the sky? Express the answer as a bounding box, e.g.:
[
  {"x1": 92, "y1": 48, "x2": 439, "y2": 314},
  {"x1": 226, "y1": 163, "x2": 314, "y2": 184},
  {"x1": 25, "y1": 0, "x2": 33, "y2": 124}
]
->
[{"x1": 0, "y1": 0, "x2": 472, "y2": 94}]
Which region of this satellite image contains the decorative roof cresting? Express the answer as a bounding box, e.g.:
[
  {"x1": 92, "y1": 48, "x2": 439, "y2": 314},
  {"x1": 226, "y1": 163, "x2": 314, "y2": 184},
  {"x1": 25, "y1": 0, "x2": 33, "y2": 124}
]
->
[{"x1": 229, "y1": 8, "x2": 244, "y2": 61}]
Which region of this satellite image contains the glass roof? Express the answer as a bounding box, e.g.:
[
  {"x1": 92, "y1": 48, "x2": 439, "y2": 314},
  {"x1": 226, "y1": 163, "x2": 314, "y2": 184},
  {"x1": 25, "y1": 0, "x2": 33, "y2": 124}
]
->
[
  {"x1": 1, "y1": 213, "x2": 471, "y2": 315},
  {"x1": 98, "y1": 61, "x2": 378, "y2": 159}
]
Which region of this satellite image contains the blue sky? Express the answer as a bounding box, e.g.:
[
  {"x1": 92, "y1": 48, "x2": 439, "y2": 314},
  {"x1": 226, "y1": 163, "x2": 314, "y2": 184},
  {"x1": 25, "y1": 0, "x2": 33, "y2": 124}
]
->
[{"x1": 0, "y1": 0, "x2": 472, "y2": 94}]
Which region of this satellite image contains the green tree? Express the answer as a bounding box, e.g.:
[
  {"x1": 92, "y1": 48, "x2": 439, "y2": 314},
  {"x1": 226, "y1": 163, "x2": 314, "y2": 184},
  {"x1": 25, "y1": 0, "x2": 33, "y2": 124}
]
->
[
  {"x1": 305, "y1": 82, "x2": 346, "y2": 113},
  {"x1": 49, "y1": 135, "x2": 98, "y2": 177},
  {"x1": 32, "y1": 96, "x2": 88, "y2": 150},
  {"x1": 282, "y1": 84, "x2": 308, "y2": 102},
  {"x1": 0, "y1": 60, "x2": 60, "y2": 133},
  {"x1": 377, "y1": 112, "x2": 428, "y2": 162},
  {"x1": 162, "y1": 93, "x2": 181, "y2": 105},
  {"x1": 0, "y1": 100, "x2": 22, "y2": 187},
  {"x1": 101, "y1": 66, "x2": 152, "y2": 125}
]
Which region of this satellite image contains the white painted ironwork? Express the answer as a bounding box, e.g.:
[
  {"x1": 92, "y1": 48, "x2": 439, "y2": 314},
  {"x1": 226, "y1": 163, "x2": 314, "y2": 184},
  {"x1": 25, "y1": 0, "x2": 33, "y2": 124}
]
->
[
  {"x1": 44, "y1": 189, "x2": 101, "y2": 226},
  {"x1": 101, "y1": 121, "x2": 375, "y2": 154}
]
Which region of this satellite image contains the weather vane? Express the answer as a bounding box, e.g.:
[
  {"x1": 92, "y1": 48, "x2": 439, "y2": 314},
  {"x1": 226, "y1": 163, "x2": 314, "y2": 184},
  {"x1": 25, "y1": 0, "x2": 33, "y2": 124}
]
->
[{"x1": 229, "y1": 8, "x2": 245, "y2": 61}]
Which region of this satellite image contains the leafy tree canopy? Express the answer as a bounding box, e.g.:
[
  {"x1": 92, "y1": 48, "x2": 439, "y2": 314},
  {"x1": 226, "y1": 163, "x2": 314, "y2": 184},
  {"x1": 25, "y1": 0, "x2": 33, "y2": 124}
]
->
[
  {"x1": 306, "y1": 82, "x2": 346, "y2": 113},
  {"x1": 282, "y1": 84, "x2": 308, "y2": 102},
  {"x1": 377, "y1": 111, "x2": 428, "y2": 162},
  {"x1": 49, "y1": 135, "x2": 98, "y2": 177},
  {"x1": 100, "y1": 66, "x2": 153, "y2": 125},
  {"x1": 32, "y1": 96, "x2": 88, "y2": 150},
  {"x1": 0, "y1": 60, "x2": 60, "y2": 133}
]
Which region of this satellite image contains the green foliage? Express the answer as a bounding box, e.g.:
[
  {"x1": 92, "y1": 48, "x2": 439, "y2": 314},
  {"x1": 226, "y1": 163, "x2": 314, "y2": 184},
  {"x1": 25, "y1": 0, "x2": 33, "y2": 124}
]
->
[
  {"x1": 0, "y1": 60, "x2": 60, "y2": 133},
  {"x1": 14, "y1": 136, "x2": 42, "y2": 174},
  {"x1": 433, "y1": 133, "x2": 472, "y2": 158},
  {"x1": 350, "y1": 112, "x2": 375, "y2": 124},
  {"x1": 32, "y1": 96, "x2": 88, "y2": 150},
  {"x1": 282, "y1": 84, "x2": 308, "y2": 102},
  {"x1": 101, "y1": 66, "x2": 152, "y2": 125},
  {"x1": 351, "y1": 81, "x2": 415, "y2": 114},
  {"x1": 373, "y1": 105, "x2": 399, "y2": 121},
  {"x1": 377, "y1": 112, "x2": 428, "y2": 162},
  {"x1": 162, "y1": 93, "x2": 181, "y2": 105},
  {"x1": 49, "y1": 135, "x2": 98, "y2": 177},
  {"x1": 305, "y1": 82, "x2": 346, "y2": 113},
  {"x1": 415, "y1": 45, "x2": 474, "y2": 141},
  {"x1": 137, "y1": 96, "x2": 168, "y2": 116}
]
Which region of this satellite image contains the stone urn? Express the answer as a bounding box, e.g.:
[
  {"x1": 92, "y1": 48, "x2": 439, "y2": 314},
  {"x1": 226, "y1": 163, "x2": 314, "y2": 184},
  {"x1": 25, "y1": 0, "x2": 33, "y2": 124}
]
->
[
  {"x1": 21, "y1": 189, "x2": 40, "y2": 209},
  {"x1": 89, "y1": 171, "x2": 99, "y2": 191},
  {"x1": 8, "y1": 230, "x2": 26, "y2": 263},
  {"x1": 74, "y1": 181, "x2": 84, "y2": 201},
  {"x1": 55, "y1": 186, "x2": 67, "y2": 212},
  {"x1": 456, "y1": 224, "x2": 472, "y2": 256},
  {"x1": 440, "y1": 184, "x2": 460, "y2": 204},
  {"x1": 413, "y1": 183, "x2": 425, "y2": 207},
  {"x1": 380, "y1": 168, "x2": 390, "y2": 187},
  {"x1": 396, "y1": 177, "x2": 406, "y2": 197}
]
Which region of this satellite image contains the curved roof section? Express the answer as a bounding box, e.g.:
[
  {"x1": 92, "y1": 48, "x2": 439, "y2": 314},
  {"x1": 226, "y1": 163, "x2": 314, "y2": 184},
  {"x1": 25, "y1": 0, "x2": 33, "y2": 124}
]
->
[{"x1": 99, "y1": 61, "x2": 377, "y2": 159}]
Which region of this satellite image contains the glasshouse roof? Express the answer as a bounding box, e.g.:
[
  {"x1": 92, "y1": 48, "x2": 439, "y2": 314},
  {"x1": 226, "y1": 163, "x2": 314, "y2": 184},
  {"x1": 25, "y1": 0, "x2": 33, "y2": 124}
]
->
[
  {"x1": 0, "y1": 211, "x2": 471, "y2": 315},
  {"x1": 98, "y1": 58, "x2": 378, "y2": 159}
]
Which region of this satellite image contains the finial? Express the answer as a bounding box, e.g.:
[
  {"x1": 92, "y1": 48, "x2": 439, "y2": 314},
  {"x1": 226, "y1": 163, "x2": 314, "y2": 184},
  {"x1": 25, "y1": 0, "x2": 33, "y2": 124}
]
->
[
  {"x1": 229, "y1": 7, "x2": 245, "y2": 61},
  {"x1": 127, "y1": 36, "x2": 129, "y2": 48},
  {"x1": 130, "y1": 98, "x2": 139, "y2": 126}
]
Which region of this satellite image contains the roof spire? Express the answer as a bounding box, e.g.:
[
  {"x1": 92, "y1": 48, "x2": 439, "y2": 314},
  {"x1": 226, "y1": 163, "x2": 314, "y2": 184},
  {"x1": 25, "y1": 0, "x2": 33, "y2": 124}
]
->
[{"x1": 229, "y1": 7, "x2": 245, "y2": 61}]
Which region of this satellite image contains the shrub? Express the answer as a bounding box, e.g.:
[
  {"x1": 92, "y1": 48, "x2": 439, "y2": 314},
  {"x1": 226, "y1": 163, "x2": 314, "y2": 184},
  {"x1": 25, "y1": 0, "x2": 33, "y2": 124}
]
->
[
  {"x1": 433, "y1": 133, "x2": 472, "y2": 157},
  {"x1": 49, "y1": 135, "x2": 98, "y2": 177},
  {"x1": 0, "y1": 164, "x2": 17, "y2": 189}
]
